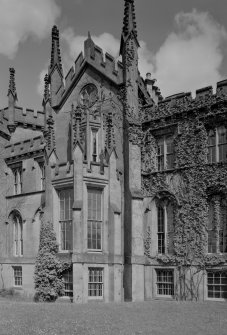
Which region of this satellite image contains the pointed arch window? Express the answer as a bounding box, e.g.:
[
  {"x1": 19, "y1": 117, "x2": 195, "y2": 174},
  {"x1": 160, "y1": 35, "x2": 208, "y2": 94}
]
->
[
  {"x1": 220, "y1": 199, "x2": 227, "y2": 253},
  {"x1": 13, "y1": 167, "x2": 22, "y2": 195},
  {"x1": 13, "y1": 212, "x2": 23, "y2": 256},
  {"x1": 208, "y1": 201, "x2": 216, "y2": 253},
  {"x1": 157, "y1": 200, "x2": 175, "y2": 255}
]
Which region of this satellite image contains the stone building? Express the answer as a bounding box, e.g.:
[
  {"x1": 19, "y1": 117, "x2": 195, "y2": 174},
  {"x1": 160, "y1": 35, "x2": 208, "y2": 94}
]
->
[{"x1": 0, "y1": 0, "x2": 226, "y2": 302}]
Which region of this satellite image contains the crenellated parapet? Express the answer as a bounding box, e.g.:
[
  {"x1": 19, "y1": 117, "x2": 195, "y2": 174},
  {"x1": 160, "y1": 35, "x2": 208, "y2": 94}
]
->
[
  {"x1": 3, "y1": 106, "x2": 45, "y2": 133},
  {"x1": 142, "y1": 80, "x2": 227, "y2": 125},
  {"x1": 65, "y1": 41, "x2": 123, "y2": 88},
  {"x1": 4, "y1": 135, "x2": 45, "y2": 163},
  {"x1": 48, "y1": 34, "x2": 124, "y2": 110}
]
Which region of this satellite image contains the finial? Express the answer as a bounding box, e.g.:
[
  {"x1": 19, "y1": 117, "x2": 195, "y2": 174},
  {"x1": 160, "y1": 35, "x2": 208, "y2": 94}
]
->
[
  {"x1": 43, "y1": 74, "x2": 50, "y2": 103},
  {"x1": 49, "y1": 25, "x2": 63, "y2": 74},
  {"x1": 72, "y1": 105, "x2": 82, "y2": 145},
  {"x1": 8, "y1": 67, "x2": 17, "y2": 100},
  {"x1": 120, "y1": 0, "x2": 139, "y2": 55},
  {"x1": 88, "y1": 31, "x2": 91, "y2": 39},
  {"x1": 122, "y1": 0, "x2": 138, "y2": 38}
]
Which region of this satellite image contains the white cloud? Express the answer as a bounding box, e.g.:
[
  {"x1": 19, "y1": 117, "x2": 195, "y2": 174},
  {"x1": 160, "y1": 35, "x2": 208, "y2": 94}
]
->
[
  {"x1": 154, "y1": 9, "x2": 227, "y2": 97},
  {"x1": 0, "y1": 0, "x2": 60, "y2": 58}
]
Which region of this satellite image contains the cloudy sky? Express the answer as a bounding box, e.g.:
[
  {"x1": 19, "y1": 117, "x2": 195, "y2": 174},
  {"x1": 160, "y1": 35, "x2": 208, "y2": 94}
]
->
[{"x1": 0, "y1": 0, "x2": 227, "y2": 110}]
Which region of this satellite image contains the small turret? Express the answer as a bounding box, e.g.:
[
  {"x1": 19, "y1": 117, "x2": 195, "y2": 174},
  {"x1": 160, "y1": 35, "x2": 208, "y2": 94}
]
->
[{"x1": 7, "y1": 67, "x2": 18, "y2": 132}]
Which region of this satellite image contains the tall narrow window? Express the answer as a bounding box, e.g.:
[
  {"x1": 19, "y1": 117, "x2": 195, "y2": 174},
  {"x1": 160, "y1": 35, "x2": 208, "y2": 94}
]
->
[
  {"x1": 59, "y1": 189, "x2": 73, "y2": 251},
  {"x1": 88, "y1": 268, "x2": 103, "y2": 298},
  {"x1": 157, "y1": 205, "x2": 165, "y2": 254},
  {"x1": 91, "y1": 129, "x2": 98, "y2": 162},
  {"x1": 207, "y1": 126, "x2": 227, "y2": 163},
  {"x1": 208, "y1": 130, "x2": 216, "y2": 163},
  {"x1": 13, "y1": 213, "x2": 23, "y2": 256},
  {"x1": 220, "y1": 199, "x2": 227, "y2": 253},
  {"x1": 167, "y1": 204, "x2": 174, "y2": 254},
  {"x1": 63, "y1": 270, "x2": 73, "y2": 297},
  {"x1": 40, "y1": 163, "x2": 45, "y2": 190},
  {"x1": 208, "y1": 201, "x2": 216, "y2": 253},
  {"x1": 166, "y1": 137, "x2": 174, "y2": 169},
  {"x1": 13, "y1": 167, "x2": 22, "y2": 195},
  {"x1": 157, "y1": 140, "x2": 164, "y2": 171},
  {"x1": 157, "y1": 201, "x2": 175, "y2": 255},
  {"x1": 157, "y1": 137, "x2": 174, "y2": 171},
  {"x1": 87, "y1": 188, "x2": 102, "y2": 250},
  {"x1": 218, "y1": 126, "x2": 227, "y2": 163},
  {"x1": 13, "y1": 266, "x2": 22, "y2": 287}
]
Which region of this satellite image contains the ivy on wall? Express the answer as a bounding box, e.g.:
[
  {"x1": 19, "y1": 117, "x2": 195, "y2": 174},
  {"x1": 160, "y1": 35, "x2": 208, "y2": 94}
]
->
[{"x1": 142, "y1": 114, "x2": 227, "y2": 268}]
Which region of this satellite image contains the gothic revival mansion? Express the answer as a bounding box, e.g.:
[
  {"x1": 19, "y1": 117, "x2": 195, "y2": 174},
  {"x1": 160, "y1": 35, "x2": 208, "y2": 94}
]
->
[{"x1": 0, "y1": 0, "x2": 226, "y2": 302}]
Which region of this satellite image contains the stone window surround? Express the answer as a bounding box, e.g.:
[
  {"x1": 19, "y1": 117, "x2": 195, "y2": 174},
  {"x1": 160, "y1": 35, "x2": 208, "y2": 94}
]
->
[
  {"x1": 58, "y1": 188, "x2": 73, "y2": 252},
  {"x1": 13, "y1": 266, "x2": 22, "y2": 287},
  {"x1": 206, "y1": 270, "x2": 227, "y2": 301},
  {"x1": 88, "y1": 267, "x2": 104, "y2": 299},
  {"x1": 207, "y1": 125, "x2": 227, "y2": 164},
  {"x1": 153, "y1": 267, "x2": 175, "y2": 299},
  {"x1": 155, "y1": 198, "x2": 175, "y2": 256},
  {"x1": 87, "y1": 187, "x2": 103, "y2": 252}
]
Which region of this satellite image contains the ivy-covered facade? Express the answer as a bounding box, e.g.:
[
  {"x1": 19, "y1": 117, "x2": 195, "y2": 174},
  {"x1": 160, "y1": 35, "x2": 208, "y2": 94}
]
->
[
  {"x1": 0, "y1": 0, "x2": 226, "y2": 302},
  {"x1": 142, "y1": 86, "x2": 227, "y2": 301}
]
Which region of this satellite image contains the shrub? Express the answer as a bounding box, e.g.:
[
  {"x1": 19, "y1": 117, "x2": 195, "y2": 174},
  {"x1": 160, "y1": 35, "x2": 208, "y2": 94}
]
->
[{"x1": 34, "y1": 220, "x2": 64, "y2": 302}]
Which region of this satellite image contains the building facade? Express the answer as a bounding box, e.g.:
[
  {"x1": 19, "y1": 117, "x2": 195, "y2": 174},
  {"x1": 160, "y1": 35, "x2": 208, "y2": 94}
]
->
[{"x1": 0, "y1": 0, "x2": 226, "y2": 302}]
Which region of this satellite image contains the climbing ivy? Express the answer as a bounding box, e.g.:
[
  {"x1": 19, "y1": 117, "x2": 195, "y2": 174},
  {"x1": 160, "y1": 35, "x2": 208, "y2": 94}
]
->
[{"x1": 142, "y1": 113, "x2": 227, "y2": 300}]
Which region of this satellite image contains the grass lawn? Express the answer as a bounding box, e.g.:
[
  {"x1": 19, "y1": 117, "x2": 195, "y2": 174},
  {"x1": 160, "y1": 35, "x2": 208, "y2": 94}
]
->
[{"x1": 0, "y1": 298, "x2": 226, "y2": 335}]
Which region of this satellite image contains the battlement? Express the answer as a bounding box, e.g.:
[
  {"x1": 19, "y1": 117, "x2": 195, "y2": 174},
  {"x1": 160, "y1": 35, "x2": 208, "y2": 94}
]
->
[
  {"x1": 4, "y1": 135, "x2": 45, "y2": 161},
  {"x1": 15, "y1": 107, "x2": 44, "y2": 128},
  {"x1": 3, "y1": 106, "x2": 45, "y2": 131},
  {"x1": 64, "y1": 40, "x2": 123, "y2": 95},
  {"x1": 143, "y1": 80, "x2": 227, "y2": 122}
]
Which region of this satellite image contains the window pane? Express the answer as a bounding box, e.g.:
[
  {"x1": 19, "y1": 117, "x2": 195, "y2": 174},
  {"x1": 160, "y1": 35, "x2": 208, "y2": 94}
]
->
[
  {"x1": 63, "y1": 270, "x2": 73, "y2": 297},
  {"x1": 207, "y1": 272, "x2": 227, "y2": 299},
  {"x1": 88, "y1": 268, "x2": 103, "y2": 298},
  {"x1": 156, "y1": 270, "x2": 174, "y2": 296},
  {"x1": 14, "y1": 266, "x2": 22, "y2": 286},
  {"x1": 157, "y1": 206, "x2": 165, "y2": 254},
  {"x1": 218, "y1": 126, "x2": 227, "y2": 162},
  {"x1": 59, "y1": 189, "x2": 73, "y2": 250},
  {"x1": 157, "y1": 141, "x2": 164, "y2": 171},
  {"x1": 87, "y1": 189, "x2": 102, "y2": 250}
]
